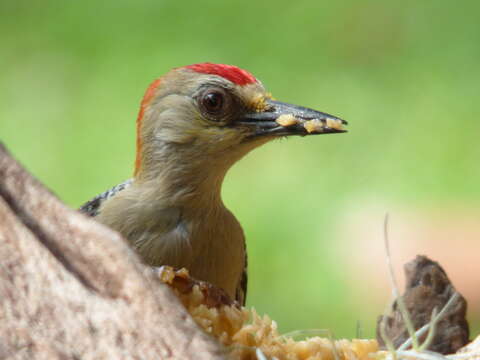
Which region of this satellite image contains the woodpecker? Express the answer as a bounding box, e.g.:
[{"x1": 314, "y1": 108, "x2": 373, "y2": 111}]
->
[{"x1": 80, "y1": 63, "x2": 347, "y2": 304}]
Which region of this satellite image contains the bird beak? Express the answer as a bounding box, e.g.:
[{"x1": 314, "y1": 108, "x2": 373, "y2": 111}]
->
[{"x1": 238, "y1": 99, "x2": 347, "y2": 138}]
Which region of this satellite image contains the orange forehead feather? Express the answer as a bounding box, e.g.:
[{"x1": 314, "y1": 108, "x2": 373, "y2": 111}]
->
[{"x1": 134, "y1": 78, "x2": 162, "y2": 176}]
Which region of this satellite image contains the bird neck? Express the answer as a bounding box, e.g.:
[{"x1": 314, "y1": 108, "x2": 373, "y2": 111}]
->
[
  {"x1": 135, "y1": 151, "x2": 231, "y2": 212},
  {"x1": 134, "y1": 134, "x2": 270, "y2": 212}
]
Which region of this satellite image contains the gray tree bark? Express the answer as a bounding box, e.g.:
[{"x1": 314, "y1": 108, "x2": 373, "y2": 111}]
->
[{"x1": 0, "y1": 143, "x2": 226, "y2": 359}]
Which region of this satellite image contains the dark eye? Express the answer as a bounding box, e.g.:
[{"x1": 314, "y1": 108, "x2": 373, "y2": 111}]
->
[
  {"x1": 197, "y1": 87, "x2": 235, "y2": 123},
  {"x1": 201, "y1": 90, "x2": 224, "y2": 114}
]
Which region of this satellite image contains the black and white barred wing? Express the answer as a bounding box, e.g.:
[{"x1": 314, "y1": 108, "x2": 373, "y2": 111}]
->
[{"x1": 79, "y1": 179, "x2": 133, "y2": 217}]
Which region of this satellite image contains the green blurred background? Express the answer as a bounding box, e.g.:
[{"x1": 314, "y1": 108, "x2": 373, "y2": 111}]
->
[{"x1": 1, "y1": 0, "x2": 480, "y2": 339}]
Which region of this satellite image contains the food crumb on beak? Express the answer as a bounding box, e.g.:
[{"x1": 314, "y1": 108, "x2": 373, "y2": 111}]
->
[
  {"x1": 326, "y1": 118, "x2": 344, "y2": 131},
  {"x1": 276, "y1": 114, "x2": 299, "y2": 127},
  {"x1": 303, "y1": 118, "x2": 345, "y2": 133},
  {"x1": 303, "y1": 119, "x2": 324, "y2": 133},
  {"x1": 251, "y1": 94, "x2": 270, "y2": 112}
]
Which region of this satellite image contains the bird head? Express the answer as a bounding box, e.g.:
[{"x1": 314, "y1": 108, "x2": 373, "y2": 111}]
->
[{"x1": 134, "y1": 63, "x2": 347, "y2": 185}]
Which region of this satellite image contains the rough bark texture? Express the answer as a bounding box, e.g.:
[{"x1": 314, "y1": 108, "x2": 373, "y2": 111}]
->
[
  {"x1": 0, "y1": 143, "x2": 226, "y2": 359},
  {"x1": 376, "y1": 255, "x2": 469, "y2": 355}
]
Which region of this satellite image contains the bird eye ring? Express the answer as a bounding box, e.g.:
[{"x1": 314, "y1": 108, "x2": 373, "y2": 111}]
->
[
  {"x1": 199, "y1": 88, "x2": 230, "y2": 119},
  {"x1": 203, "y1": 91, "x2": 223, "y2": 112},
  {"x1": 197, "y1": 87, "x2": 234, "y2": 122}
]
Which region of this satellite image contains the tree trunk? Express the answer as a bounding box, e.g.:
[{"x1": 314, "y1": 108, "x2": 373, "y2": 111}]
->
[{"x1": 0, "y1": 143, "x2": 226, "y2": 359}]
